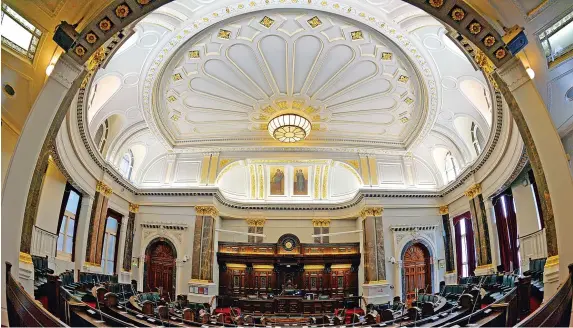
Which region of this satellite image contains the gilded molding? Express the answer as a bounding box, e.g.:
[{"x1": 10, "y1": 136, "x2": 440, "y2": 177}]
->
[
  {"x1": 312, "y1": 218, "x2": 331, "y2": 227},
  {"x1": 19, "y1": 252, "x2": 32, "y2": 264},
  {"x1": 464, "y1": 183, "x2": 482, "y2": 199},
  {"x1": 321, "y1": 164, "x2": 330, "y2": 199},
  {"x1": 96, "y1": 181, "x2": 113, "y2": 196},
  {"x1": 249, "y1": 164, "x2": 256, "y2": 198},
  {"x1": 245, "y1": 218, "x2": 266, "y2": 227},
  {"x1": 258, "y1": 164, "x2": 264, "y2": 199},
  {"x1": 129, "y1": 203, "x2": 139, "y2": 213},
  {"x1": 476, "y1": 263, "x2": 494, "y2": 270},
  {"x1": 188, "y1": 279, "x2": 212, "y2": 284},
  {"x1": 544, "y1": 255, "x2": 559, "y2": 268},
  {"x1": 360, "y1": 207, "x2": 383, "y2": 218},
  {"x1": 195, "y1": 205, "x2": 218, "y2": 217},
  {"x1": 85, "y1": 261, "x2": 101, "y2": 267},
  {"x1": 365, "y1": 280, "x2": 388, "y2": 285},
  {"x1": 314, "y1": 166, "x2": 321, "y2": 199},
  {"x1": 438, "y1": 205, "x2": 449, "y2": 215}
]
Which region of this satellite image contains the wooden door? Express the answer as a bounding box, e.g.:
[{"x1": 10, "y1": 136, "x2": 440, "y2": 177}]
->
[
  {"x1": 403, "y1": 244, "x2": 431, "y2": 306},
  {"x1": 147, "y1": 242, "x2": 175, "y2": 298}
]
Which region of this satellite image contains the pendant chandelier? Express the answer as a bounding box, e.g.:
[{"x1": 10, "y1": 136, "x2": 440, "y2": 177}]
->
[{"x1": 268, "y1": 114, "x2": 311, "y2": 143}]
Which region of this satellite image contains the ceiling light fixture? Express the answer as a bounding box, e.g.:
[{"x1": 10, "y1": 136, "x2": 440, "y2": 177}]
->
[{"x1": 268, "y1": 113, "x2": 311, "y2": 143}]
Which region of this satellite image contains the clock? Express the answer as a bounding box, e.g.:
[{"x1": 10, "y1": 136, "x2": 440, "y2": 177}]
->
[{"x1": 282, "y1": 237, "x2": 297, "y2": 251}]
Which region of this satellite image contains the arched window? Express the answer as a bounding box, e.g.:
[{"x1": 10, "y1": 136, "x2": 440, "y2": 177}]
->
[
  {"x1": 119, "y1": 150, "x2": 134, "y2": 180},
  {"x1": 94, "y1": 119, "x2": 109, "y2": 153},
  {"x1": 471, "y1": 122, "x2": 485, "y2": 155},
  {"x1": 445, "y1": 151, "x2": 457, "y2": 183}
]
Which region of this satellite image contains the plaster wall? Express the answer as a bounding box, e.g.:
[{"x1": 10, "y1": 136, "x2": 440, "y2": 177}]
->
[
  {"x1": 562, "y1": 130, "x2": 573, "y2": 177},
  {"x1": 36, "y1": 160, "x2": 67, "y2": 233},
  {"x1": 511, "y1": 181, "x2": 541, "y2": 237},
  {"x1": 383, "y1": 207, "x2": 445, "y2": 297},
  {"x1": 219, "y1": 218, "x2": 357, "y2": 244},
  {"x1": 1, "y1": 122, "x2": 19, "y2": 188},
  {"x1": 132, "y1": 205, "x2": 195, "y2": 295}
]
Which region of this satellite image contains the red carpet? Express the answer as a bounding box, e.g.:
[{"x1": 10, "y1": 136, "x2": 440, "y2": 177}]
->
[{"x1": 529, "y1": 296, "x2": 541, "y2": 313}]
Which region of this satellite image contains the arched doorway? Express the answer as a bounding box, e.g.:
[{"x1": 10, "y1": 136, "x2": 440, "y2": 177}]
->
[
  {"x1": 402, "y1": 243, "x2": 432, "y2": 306},
  {"x1": 144, "y1": 238, "x2": 177, "y2": 298}
]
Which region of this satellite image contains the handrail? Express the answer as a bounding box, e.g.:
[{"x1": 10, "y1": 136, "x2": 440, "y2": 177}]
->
[
  {"x1": 515, "y1": 263, "x2": 573, "y2": 327},
  {"x1": 518, "y1": 228, "x2": 545, "y2": 240},
  {"x1": 5, "y1": 261, "x2": 66, "y2": 327},
  {"x1": 33, "y1": 224, "x2": 58, "y2": 237}
]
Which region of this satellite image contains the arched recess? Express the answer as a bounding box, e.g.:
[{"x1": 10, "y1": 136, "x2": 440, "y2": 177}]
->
[
  {"x1": 96, "y1": 113, "x2": 126, "y2": 157},
  {"x1": 87, "y1": 74, "x2": 121, "y2": 123},
  {"x1": 399, "y1": 237, "x2": 437, "y2": 302},
  {"x1": 432, "y1": 147, "x2": 461, "y2": 185},
  {"x1": 143, "y1": 237, "x2": 177, "y2": 297},
  {"x1": 454, "y1": 116, "x2": 486, "y2": 159},
  {"x1": 459, "y1": 78, "x2": 492, "y2": 126}
]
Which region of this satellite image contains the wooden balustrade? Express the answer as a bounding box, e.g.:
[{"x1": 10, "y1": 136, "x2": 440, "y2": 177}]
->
[
  {"x1": 5, "y1": 261, "x2": 65, "y2": 327},
  {"x1": 516, "y1": 263, "x2": 573, "y2": 327}
]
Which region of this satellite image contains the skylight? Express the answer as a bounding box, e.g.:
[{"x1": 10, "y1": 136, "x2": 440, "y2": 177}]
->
[{"x1": 1, "y1": 3, "x2": 42, "y2": 61}]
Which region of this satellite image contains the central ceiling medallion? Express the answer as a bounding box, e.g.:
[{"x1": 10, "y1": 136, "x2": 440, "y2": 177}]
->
[{"x1": 268, "y1": 114, "x2": 311, "y2": 143}]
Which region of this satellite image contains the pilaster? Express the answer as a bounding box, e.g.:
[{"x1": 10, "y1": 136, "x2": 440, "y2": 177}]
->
[
  {"x1": 465, "y1": 183, "x2": 493, "y2": 272},
  {"x1": 360, "y1": 206, "x2": 389, "y2": 304},
  {"x1": 484, "y1": 198, "x2": 500, "y2": 270},
  {"x1": 75, "y1": 195, "x2": 95, "y2": 273}
]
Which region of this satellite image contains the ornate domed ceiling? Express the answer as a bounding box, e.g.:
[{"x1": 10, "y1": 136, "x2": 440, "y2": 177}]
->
[
  {"x1": 157, "y1": 10, "x2": 423, "y2": 149},
  {"x1": 83, "y1": 0, "x2": 494, "y2": 193}
]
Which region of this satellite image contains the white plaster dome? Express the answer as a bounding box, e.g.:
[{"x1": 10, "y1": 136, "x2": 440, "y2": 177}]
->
[{"x1": 156, "y1": 9, "x2": 423, "y2": 150}]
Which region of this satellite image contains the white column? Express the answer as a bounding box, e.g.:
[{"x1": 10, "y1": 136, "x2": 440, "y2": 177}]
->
[
  {"x1": 74, "y1": 195, "x2": 95, "y2": 273},
  {"x1": 1, "y1": 55, "x2": 83, "y2": 319},
  {"x1": 484, "y1": 199, "x2": 500, "y2": 271}
]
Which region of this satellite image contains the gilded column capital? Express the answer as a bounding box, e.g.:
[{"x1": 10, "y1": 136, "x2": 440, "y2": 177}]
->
[
  {"x1": 464, "y1": 183, "x2": 482, "y2": 199},
  {"x1": 245, "y1": 218, "x2": 266, "y2": 227},
  {"x1": 129, "y1": 203, "x2": 139, "y2": 213},
  {"x1": 96, "y1": 181, "x2": 113, "y2": 196},
  {"x1": 438, "y1": 205, "x2": 449, "y2": 215},
  {"x1": 195, "y1": 205, "x2": 218, "y2": 217},
  {"x1": 312, "y1": 218, "x2": 331, "y2": 227},
  {"x1": 19, "y1": 252, "x2": 32, "y2": 264},
  {"x1": 360, "y1": 206, "x2": 383, "y2": 218}
]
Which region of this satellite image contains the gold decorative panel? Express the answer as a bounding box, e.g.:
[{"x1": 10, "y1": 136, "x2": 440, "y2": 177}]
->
[{"x1": 307, "y1": 16, "x2": 322, "y2": 28}]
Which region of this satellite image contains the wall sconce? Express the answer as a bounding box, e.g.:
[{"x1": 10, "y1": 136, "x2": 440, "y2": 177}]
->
[
  {"x1": 526, "y1": 67, "x2": 535, "y2": 79},
  {"x1": 387, "y1": 256, "x2": 396, "y2": 264}
]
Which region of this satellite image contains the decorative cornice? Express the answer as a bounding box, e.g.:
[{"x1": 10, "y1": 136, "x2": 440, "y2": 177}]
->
[
  {"x1": 390, "y1": 224, "x2": 438, "y2": 232},
  {"x1": 245, "y1": 218, "x2": 266, "y2": 227},
  {"x1": 129, "y1": 203, "x2": 139, "y2": 213},
  {"x1": 19, "y1": 252, "x2": 32, "y2": 264},
  {"x1": 464, "y1": 183, "x2": 482, "y2": 199},
  {"x1": 96, "y1": 181, "x2": 113, "y2": 196},
  {"x1": 140, "y1": 222, "x2": 187, "y2": 230},
  {"x1": 195, "y1": 205, "x2": 218, "y2": 217},
  {"x1": 360, "y1": 206, "x2": 383, "y2": 218},
  {"x1": 438, "y1": 205, "x2": 449, "y2": 215},
  {"x1": 312, "y1": 218, "x2": 331, "y2": 227}
]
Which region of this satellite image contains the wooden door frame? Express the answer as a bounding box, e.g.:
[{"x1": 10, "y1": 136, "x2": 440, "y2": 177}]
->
[
  {"x1": 400, "y1": 240, "x2": 434, "y2": 302},
  {"x1": 143, "y1": 237, "x2": 177, "y2": 296}
]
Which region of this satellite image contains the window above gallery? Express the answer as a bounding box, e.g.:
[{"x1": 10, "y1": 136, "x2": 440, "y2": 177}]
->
[
  {"x1": 539, "y1": 10, "x2": 573, "y2": 68},
  {"x1": 1, "y1": 3, "x2": 42, "y2": 62}
]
